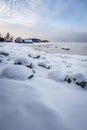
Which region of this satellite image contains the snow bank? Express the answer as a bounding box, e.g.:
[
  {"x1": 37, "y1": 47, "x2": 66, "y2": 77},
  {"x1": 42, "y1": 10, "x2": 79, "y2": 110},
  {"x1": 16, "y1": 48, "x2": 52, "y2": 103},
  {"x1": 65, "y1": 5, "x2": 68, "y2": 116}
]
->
[
  {"x1": 0, "y1": 79, "x2": 67, "y2": 130},
  {"x1": 1, "y1": 65, "x2": 33, "y2": 80}
]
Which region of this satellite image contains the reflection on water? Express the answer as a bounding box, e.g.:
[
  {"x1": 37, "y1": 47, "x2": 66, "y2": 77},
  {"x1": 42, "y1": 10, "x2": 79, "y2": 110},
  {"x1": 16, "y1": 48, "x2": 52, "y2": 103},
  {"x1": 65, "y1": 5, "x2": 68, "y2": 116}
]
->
[{"x1": 33, "y1": 42, "x2": 87, "y2": 56}]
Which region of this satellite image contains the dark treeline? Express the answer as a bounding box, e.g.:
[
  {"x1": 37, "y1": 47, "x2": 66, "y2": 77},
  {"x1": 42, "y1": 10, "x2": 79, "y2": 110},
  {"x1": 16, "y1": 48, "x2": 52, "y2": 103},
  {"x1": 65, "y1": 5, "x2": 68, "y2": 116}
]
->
[
  {"x1": 0, "y1": 32, "x2": 49, "y2": 43},
  {"x1": 0, "y1": 33, "x2": 5, "y2": 42},
  {"x1": 0, "y1": 33, "x2": 13, "y2": 42},
  {"x1": 0, "y1": 37, "x2": 4, "y2": 42}
]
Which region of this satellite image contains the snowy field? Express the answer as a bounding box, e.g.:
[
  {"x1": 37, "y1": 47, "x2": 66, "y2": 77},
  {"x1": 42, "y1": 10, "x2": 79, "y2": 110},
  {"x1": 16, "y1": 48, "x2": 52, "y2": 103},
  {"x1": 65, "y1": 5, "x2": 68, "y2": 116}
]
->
[{"x1": 0, "y1": 42, "x2": 87, "y2": 130}]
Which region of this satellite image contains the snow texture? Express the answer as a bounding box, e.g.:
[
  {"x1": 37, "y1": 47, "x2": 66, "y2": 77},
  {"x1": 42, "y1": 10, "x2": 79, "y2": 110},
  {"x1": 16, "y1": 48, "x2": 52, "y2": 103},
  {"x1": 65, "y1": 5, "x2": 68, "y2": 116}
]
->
[{"x1": 0, "y1": 42, "x2": 87, "y2": 130}]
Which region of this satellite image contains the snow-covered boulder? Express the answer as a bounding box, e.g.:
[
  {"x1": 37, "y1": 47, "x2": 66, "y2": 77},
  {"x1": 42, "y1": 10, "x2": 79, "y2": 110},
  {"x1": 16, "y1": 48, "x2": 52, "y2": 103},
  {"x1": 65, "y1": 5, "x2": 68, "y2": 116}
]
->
[
  {"x1": 61, "y1": 46, "x2": 70, "y2": 50},
  {"x1": 1, "y1": 65, "x2": 34, "y2": 80},
  {"x1": 28, "y1": 53, "x2": 40, "y2": 59},
  {"x1": 0, "y1": 51, "x2": 9, "y2": 56},
  {"x1": 48, "y1": 70, "x2": 65, "y2": 82},
  {"x1": 14, "y1": 57, "x2": 32, "y2": 68},
  {"x1": 65, "y1": 72, "x2": 87, "y2": 88},
  {"x1": 38, "y1": 61, "x2": 50, "y2": 69}
]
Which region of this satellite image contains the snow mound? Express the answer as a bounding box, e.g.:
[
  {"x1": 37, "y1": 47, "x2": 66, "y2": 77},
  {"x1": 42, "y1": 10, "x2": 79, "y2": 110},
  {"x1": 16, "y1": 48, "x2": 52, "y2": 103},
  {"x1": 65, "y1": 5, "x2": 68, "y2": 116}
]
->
[
  {"x1": 61, "y1": 46, "x2": 70, "y2": 50},
  {"x1": 28, "y1": 52, "x2": 40, "y2": 59},
  {"x1": 65, "y1": 72, "x2": 87, "y2": 88},
  {"x1": 1, "y1": 65, "x2": 33, "y2": 80},
  {"x1": 0, "y1": 50, "x2": 9, "y2": 56},
  {"x1": 70, "y1": 72, "x2": 87, "y2": 82},
  {"x1": 38, "y1": 61, "x2": 50, "y2": 69},
  {"x1": 48, "y1": 70, "x2": 65, "y2": 82},
  {"x1": 14, "y1": 57, "x2": 32, "y2": 68}
]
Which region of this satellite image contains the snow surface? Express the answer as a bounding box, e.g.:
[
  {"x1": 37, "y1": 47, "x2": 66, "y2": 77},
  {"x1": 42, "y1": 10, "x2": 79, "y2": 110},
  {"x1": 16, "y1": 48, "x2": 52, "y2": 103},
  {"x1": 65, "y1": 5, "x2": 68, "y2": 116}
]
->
[{"x1": 0, "y1": 42, "x2": 87, "y2": 130}]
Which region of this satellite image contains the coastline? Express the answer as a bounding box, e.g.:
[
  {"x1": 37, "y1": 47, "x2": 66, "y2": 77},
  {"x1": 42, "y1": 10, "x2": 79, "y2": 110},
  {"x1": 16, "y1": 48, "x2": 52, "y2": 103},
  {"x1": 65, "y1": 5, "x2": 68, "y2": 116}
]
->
[
  {"x1": 0, "y1": 42, "x2": 87, "y2": 130},
  {"x1": 33, "y1": 42, "x2": 87, "y2": 56}
]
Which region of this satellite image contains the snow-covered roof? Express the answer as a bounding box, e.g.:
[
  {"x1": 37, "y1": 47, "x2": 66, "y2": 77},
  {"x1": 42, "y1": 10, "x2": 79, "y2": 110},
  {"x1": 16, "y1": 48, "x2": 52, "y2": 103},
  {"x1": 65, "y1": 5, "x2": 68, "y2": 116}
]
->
[{"x1": 23, "y1": 39, "x2": 33, "y2": 43}]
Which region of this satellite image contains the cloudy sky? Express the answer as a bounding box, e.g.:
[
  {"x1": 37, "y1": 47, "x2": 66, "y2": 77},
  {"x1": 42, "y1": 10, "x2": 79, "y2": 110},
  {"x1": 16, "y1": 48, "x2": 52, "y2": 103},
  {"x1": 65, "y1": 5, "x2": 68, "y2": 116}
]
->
[{"x1": 0, "y1": 0, "x2": 87, "y2": 41}]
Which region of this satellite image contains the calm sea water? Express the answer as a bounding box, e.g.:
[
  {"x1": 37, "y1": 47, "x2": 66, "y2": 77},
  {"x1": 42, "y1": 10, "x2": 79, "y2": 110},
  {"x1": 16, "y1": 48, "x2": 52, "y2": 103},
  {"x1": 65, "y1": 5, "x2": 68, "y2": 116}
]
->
[{"x1": 33, "y1": 42, "x2": 87, "y2": 56}]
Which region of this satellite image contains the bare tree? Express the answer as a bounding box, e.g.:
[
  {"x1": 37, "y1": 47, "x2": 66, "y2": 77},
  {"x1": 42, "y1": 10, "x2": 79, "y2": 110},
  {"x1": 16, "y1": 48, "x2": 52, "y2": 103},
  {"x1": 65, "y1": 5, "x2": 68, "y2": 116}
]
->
[
  {"x1": 10, "y1": 36, "x2": 14, "y2": 42},
  {"x1": 5, "y1": 32, "x2": 10, "y2": 39}
]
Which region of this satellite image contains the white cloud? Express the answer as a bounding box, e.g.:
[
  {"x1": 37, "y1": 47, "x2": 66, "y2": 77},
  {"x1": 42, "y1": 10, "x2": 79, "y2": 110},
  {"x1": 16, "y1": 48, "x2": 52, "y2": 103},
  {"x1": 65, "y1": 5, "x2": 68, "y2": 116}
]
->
[{"x1": 0, "y1": 0, "x2": 87, "y2": 41}]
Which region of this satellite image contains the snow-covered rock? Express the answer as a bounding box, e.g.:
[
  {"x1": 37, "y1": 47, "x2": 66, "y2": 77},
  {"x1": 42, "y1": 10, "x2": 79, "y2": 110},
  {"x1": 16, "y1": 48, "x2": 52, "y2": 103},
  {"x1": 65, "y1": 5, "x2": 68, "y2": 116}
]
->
[
  {"x1": 28, "y1": 52, "x2": 40, "y2": 59},
  {"x1": 14, "y1": 57, "x2": 32, "y2": 68},
  {"x1": 48, "y1": 70, "x2": 65, "y2": 82},
  {"x1": 65, "y1": 72, "x2": 87, "y2": 88},
  {"x1": 61, "y1": 46, "x2": 70, "y2": 50},
  {"x1": 38, "y1": 61, "x2": 50, "y2": 69},
  {"x1": 0, "y1": 50, "x2": 9, "y2": 56},
  {"x1": 1, "y1": 65, "x2": 34, "y2": 80}
]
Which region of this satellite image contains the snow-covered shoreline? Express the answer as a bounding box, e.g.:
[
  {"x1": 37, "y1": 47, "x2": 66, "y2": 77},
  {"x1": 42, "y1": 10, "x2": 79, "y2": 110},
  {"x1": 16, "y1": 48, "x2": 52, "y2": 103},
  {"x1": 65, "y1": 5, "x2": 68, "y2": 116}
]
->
[
  {"x1": 33, "y1": 42, "x2": 87, "y2": 56},
  {"x1": 0, "y1": 42, "x2": 87, "y2": 130}
]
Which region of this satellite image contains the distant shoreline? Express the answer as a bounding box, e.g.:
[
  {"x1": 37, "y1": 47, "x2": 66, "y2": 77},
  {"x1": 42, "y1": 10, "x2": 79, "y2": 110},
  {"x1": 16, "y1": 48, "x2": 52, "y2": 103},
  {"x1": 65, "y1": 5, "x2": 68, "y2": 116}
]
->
[{"x1": 32, "y1": 42, "x2": 87, "y2": 56}]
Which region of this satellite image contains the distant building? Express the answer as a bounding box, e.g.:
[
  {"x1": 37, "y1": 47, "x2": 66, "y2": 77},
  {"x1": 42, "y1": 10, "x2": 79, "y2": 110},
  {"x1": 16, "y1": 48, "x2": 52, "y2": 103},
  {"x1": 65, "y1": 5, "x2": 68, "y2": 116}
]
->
[
  {"x1": 15, "y1": 37, "x2": 23, "y2": 43},
  {"x1": 5, "y1": 38, "x2": 11, "y2": 42},
  {"x1": 31, "y1": 38, "x2": 41, "y2": 43},
  {"x1": 42, "y1": 40, "x2": 49, "y2": 43},
  {"x1": 23, "y1": 38, "x2": 41, "y2": 43},
  {"x1": 15, "y1": 37, "x2": 49, "y2": 43},
  {"x1": 23, "y1": 39, "x2": 33, "y2": 43}
]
